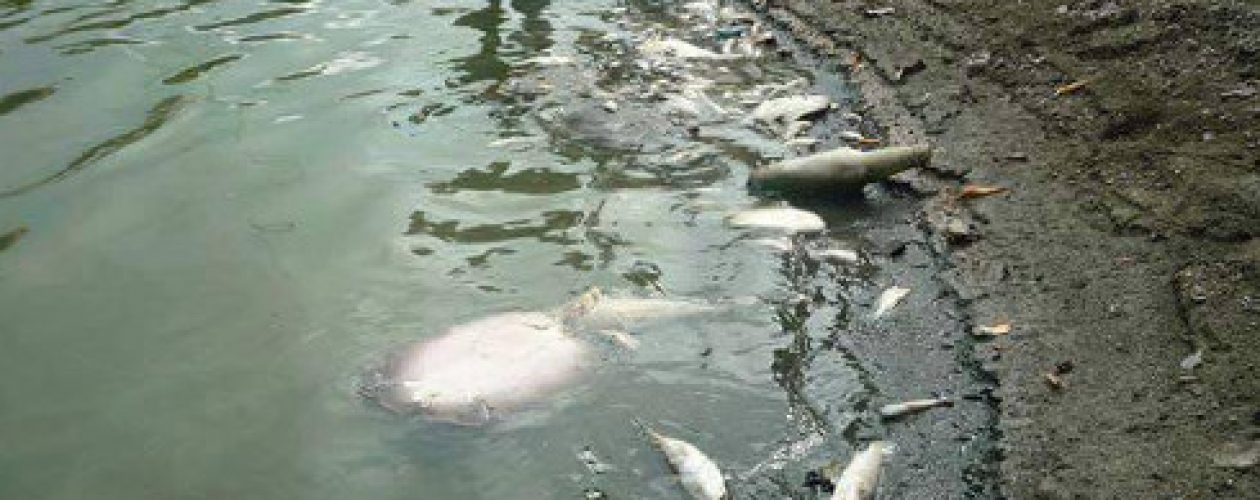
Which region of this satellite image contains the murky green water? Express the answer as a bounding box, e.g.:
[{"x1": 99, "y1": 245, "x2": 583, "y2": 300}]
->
[{"x1": 0, "y1": 1, "x2": 897, "y2": 498}]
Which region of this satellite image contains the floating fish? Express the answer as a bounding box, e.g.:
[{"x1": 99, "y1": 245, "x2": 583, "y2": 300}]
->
[
  {"x1": 728, "y1": 207, "x2": 826, "y2": 234},
  {"x1": 830, "y1": 441, "x2": 893, "y2": 500},
  {"x1": 569, "y1": 293, "x2": 721, "y2": 331},
  {"x1": 750, "y1": 145, "x2": 932, "y2": 194},
  {"x1": 637, "y1": 421, "x2": 728, "y2": 500},
  {"x1": 641, "y1": 38, "x2": 732, "y2": 60},
  {"x1": 872, "y1": 286, "x2": 910, "y2": 318},
  {"x1": 366, "y1": 311, "x2": 593, "y2": 424},
  {"x1": 878, "y1": 398, "x2": 953, "y2": 419}
]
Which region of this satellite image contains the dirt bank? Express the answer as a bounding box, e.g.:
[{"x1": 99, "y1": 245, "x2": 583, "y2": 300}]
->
[{"x1": 750, "y1": 0, "x2": 1260, "y2": 497}]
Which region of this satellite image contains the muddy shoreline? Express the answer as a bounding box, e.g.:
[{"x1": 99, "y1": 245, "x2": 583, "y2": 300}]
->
[{"x1": 750, "y1": 0, "x2": 1259, "y2": 497}]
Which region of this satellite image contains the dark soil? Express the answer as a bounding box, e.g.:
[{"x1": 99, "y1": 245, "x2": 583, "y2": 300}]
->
[{"x1": 751, "y1": 0, "x2": 1260, "y2": 497}]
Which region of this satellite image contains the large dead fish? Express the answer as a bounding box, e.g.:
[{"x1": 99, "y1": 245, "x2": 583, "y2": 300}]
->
[
  {"x1": 749, "y1": 145, "x2": 932, "y2": 193},
  {"x1": 637, "y1": 421, "x2": 728, "y2": 500},
  {"x1": 366, "y1": 311, "x2": 593, "y2": 425},
  {"x1": 830, "y1": 441, "x2": 893, "y2": 500}
]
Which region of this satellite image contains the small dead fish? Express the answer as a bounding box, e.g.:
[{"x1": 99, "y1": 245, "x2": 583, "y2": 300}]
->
[
  {"x1": 878, "y1": 398, "x2": 953, "y2": 419},
  {"x1": 751, "y1": 94, "x2": 831, "y2": 125},
  {"x1": 637, "y1": 421, "x2": 728, "y2": 500},
  {"x1": 1054, "y1": 78, "x2": 1091, "y2": 96},
  {"x1": 517, "y1": 55, "x2": 576, "y2": 67},
  {"x1": 830, "y1": 441, "x2": 893, "y2": 500},
  {"x1": 728, "y1": 207, "x2": 826, "y2": 234},
  {"x1": 814, "y1": 248, "x2": 859, "y2": 264},
  {"x1": 1179, "y1": 348, "x2": 1204, "y2": 370},
  {"x1": 872, "y1": 286, "x2": 910, "y2": 318}
]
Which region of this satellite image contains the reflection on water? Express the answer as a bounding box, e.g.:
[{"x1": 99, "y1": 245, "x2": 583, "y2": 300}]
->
[{"x1": 0, "y1": 0, "x2": 886, "y2": 499}]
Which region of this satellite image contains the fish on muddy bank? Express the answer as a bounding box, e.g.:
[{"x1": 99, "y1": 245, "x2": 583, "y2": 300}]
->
[
  {"x1": 727, "y1": 206, "x2": 826, "y2": 234},
  {"x1": 872, "y1": 286, "x2": 910, "y2": 318},
  {"x1": 829, "y1": 441, "x2": 893, "y2": 500},
  {"x1": 750, "y1": 94, "x2": 831, "y2": 128},
  {"x1": 878, "y1": 397, "x2": 953, "y2": 419},
  {"x1": 749, "y1": 145, "x2": 932, "y2": 194},
  {"x1": 636, "y1": 420, "x2": 728, "y2": 500}
]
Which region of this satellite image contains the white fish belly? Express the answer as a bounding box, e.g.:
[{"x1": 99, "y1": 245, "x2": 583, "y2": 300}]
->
[{"x1": 390, "y1": 312, "x2": 591, "y2": 416}]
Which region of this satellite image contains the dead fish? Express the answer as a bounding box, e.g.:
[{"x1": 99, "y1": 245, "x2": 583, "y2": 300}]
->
[
  {"x1": 813, "y1": 248, "x2": 859, "y2": 264},
  {"x1": 728, "y1": 207, "x2": 826, "y2": 234},
  {"x1": 751, "y1": 94, "x2": 831, "y2": 126},
  {"x1": 878, "y1": 398, "x2": 953, "y2": 419},
  {"x1": 517, "y1": 55, "x2": 576, "y2": 67},
  {"x1": 564, "y1": 287, "x2": 721, "y2": 331},
  {"x1": 872, "y1": 286, "x2": 910, "y2": 318},
  {"x1": 641, "y1": 38, "x2": 732, "y2": 60},
  {"x1": 637, "y1": 421, "x2": 728, "y2": 500},
  {"x1": 1212, "y1": 440, "x2": 1260, "y2": 469},
  {"x1": 830, "y1": 441, "x2": 893, "y2": 500},
  {"x1": 367, "y1": 311, "x2": 593, "y2": 424},
  {"x1": 750, "y1": 145, "x2": 932, "y2": 193}
]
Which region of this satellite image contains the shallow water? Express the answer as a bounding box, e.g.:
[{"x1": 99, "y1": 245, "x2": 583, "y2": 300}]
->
[{"x1": 0, "y1": 1, "x2": 923, "y2": 499}]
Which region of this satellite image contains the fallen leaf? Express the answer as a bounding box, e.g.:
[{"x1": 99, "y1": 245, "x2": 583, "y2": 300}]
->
[
  {"x1": 1055, "y1": 79, "x2": 1091, "y2": 96},
  {"x1": 974, "y1": 321, "x2": 1012, "y2": 336},
  {"x1": 856, "y1": 137, "x2": 882, "y2": 147},
  {"x1": 960, "y1": 185, "x2": 1009, "y2": 199},
  {"x1": 1044, "y1": 372, "x2": 1065, "y2": 390}
]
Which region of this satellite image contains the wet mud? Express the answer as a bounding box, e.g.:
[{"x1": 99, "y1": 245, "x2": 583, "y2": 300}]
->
[{"x1": 750, "y1": 0, "x2": 1260, "y2": 497}]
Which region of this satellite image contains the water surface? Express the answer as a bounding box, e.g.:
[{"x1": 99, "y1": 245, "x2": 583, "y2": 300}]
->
[{"x1": 0, "y1": 1, "x2": 886, "y2": 498}]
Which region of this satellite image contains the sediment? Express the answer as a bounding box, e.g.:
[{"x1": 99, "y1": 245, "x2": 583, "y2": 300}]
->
[{"x1": 750, "y1": 0, "x2": 1260, "y2": 497}]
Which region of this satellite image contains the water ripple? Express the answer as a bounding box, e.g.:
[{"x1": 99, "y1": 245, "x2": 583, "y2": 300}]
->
[
  {"x1": 0, "y1": 95, "x2": 188, "y2": 198},
  {"x1": 0, "y1": 86, "x2": 55, "y2": 117}
]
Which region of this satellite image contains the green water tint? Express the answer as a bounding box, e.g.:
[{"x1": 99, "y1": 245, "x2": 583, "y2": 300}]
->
[{"x1": 0, "y1": 1, "x2": 880, "y2": 499}]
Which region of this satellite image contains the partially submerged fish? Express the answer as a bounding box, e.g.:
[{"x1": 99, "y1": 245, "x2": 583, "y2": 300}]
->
[
  {"x1": 749, "y1": 145, "x2": 932, "y2": 193},
  {"x1": 830, "y1": 441, "x2": 893, "y2": 500},
  {"x1": 872, "y1": 286, "x2": 910, "y2": 318},
  {"x1": 878, "y1": 398, "x2": 953, "y2": 419},
  {"x1": 367, "y1": 311, "x2": 593, "y2": 424},
  {"x1": 637, "y1": 421, "x2": 728, "y2": 500},
  {"x1": 728, "y1": 207, "x2": 826, "y2": 234},
  {"x1": 566, "y1": 287, "x2": 721, "y2": 331}
]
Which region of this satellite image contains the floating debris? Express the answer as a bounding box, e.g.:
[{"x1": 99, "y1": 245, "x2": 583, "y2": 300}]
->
[
  {"x1": 636, "y1": 421, "x2": 727, "y2": 500},
  {"x1": 879, "y1": 398, "x2": 953, "y2": 419},
  {"x1": 872, "y1": 286, "x2": 911, "y2": 319}
]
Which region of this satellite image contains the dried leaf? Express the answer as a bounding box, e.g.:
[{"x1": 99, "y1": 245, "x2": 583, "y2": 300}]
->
[
  {"x1": 1055, "y1": 79, "x2": 1091, "y2": 96},
  {"x1": 960, "y1": 185, "x2": 1009, "y2": 199},
  {"x1": 856, "y1": 137, "x2": 882, "y2": 147},
  {"x1": 974, "y1": 321, "x2": 1012, "y2": 336},
  {"x1": 1044, "y1": 372, "x2": 1065, "y2": 390}
]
